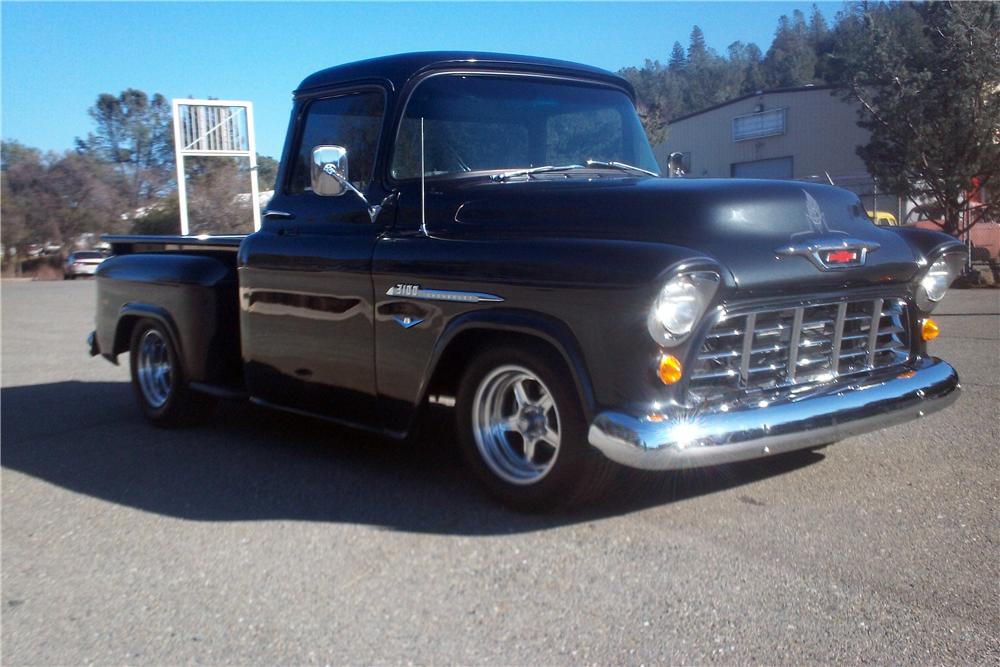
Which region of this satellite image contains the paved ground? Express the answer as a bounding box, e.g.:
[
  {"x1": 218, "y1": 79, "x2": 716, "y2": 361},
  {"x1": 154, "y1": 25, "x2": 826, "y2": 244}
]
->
[{"x1": 2, "y1": 280, "x2": 997, "y2": 665}]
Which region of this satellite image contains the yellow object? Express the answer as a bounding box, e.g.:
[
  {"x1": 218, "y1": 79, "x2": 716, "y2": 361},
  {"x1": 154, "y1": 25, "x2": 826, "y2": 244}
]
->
[
  {"x1": 657, "y1": 354, "x2": 684, "y2": 385},
  {"x1": 867, "y1": 210, "x2": 898, "y2": 227},
  {"x1": 921, "y1": 318, "x2": 940, "y2": 341}
]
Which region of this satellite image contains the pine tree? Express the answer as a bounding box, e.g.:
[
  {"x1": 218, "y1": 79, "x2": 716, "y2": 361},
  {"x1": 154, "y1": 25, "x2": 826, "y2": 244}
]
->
[{"x1": 668, "y1": 41, "x2": 687, "y2": 72}]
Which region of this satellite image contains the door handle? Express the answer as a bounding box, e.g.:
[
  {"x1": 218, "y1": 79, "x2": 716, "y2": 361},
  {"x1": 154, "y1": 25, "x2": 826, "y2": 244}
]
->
[{"x1": 264, "y1": 210, "x2": 295, "y2": 220}]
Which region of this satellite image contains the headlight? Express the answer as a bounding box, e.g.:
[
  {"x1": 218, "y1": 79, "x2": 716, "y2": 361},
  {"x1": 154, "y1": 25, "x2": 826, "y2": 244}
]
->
[
  {"x1": 648, "y1": 271, "x2": 720, "y2": 345},
  {"x1": 916, "y1": 252, "x2": 964, "y2": 311}
]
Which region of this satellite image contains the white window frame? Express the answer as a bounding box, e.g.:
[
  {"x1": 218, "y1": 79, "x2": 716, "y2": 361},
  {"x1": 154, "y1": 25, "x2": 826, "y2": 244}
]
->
[
  {"x1": 732, "y1": 108, "x2": 787, "y2": 143},
  {"x1": 172, "y1": 99, "x2": 261, "y2": 235}
]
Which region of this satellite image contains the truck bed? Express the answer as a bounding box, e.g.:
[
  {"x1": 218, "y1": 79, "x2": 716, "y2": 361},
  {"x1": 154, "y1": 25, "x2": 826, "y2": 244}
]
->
[{"x1": 105, "y1": 234, "x2": 246, "y2": 256}]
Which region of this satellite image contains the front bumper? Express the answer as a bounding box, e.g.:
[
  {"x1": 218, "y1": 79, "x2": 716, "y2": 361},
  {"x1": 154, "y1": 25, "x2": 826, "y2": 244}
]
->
[{"x1": 588, "y1": 357, "x2": 960, "y2": 471}]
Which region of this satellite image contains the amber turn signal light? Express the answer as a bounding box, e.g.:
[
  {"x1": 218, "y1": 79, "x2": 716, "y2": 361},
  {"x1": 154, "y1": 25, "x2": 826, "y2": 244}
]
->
[
  {"x1": 657, "y1": 354, "x2": 684, "y2": 385},
  {"x1": 921, "y1": 318, "x2": 940, "y2": 341}
]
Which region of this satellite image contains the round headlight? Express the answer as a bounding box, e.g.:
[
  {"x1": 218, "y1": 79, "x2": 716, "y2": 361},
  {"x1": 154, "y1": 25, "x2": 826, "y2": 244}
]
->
[
  {"x1": 648, "y1": 271, "x2": 720, "y2": 345},
  {"x1": 921, "y1": 257, "x2": 952, "y2": 302},
  {"x1": 916, "y1": 252, "x2": 964, "y2": 311}
]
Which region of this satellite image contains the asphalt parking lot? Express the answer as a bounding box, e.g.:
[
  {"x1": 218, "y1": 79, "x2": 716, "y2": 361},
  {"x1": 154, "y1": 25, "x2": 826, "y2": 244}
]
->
[{"x1": 2, "y1": 279, "x2": 997, "y2": 665}]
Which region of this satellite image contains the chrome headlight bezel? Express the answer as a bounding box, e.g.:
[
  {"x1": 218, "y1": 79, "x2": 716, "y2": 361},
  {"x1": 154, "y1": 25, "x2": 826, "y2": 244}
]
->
[
  {"x1": 647, "y1": 270, "x2": 721, "y2": 346},
  {"x1": 915, "y1": 251, "x2": 965, "y2": 312}
]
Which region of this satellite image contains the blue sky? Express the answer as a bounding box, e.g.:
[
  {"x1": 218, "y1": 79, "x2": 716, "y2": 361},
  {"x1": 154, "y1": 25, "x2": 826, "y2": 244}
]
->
[{"x1": 2, "y1": 1, "x2": 841, "y2": 159}]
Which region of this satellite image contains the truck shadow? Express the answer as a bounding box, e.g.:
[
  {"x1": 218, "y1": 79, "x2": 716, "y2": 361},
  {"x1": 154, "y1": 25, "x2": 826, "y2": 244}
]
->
[{"x1": 1, "y1": 381, "x2": 824, "y2": 535}]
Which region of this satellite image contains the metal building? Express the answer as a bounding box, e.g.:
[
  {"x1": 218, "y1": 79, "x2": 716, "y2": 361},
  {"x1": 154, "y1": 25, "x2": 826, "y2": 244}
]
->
[{"x1": 654, "y1": 85, "x2": 903, "y2": 220}]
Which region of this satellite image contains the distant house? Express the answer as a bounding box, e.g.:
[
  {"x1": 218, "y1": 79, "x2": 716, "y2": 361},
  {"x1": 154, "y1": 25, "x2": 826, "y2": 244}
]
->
[{"x1": 654, "y1": 85, "x2": 904, "y2": 221}]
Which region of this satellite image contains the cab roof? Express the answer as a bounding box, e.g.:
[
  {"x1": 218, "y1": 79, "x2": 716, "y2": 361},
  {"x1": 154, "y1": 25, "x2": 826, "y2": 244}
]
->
[{"x1": 294, "y1": 51, "x2": 633, "y2": 98}]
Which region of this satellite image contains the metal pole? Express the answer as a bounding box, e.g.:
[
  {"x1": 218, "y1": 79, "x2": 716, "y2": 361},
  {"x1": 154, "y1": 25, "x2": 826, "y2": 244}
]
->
[
  {"x1": 172, "y1": 100, "x2": 190, "y2": 236},
  {"x1": 245, "y1": 104, "x2": 262, "y2": 232}
]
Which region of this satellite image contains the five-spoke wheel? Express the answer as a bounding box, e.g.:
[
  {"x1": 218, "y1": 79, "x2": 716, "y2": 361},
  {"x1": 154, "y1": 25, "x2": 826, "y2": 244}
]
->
[
  {"x1": 457, "y1": 344, "x2": 616, "y2": 510},
  {"x1": 472, "y1": 365, "x2": 562, "y2": 485}
]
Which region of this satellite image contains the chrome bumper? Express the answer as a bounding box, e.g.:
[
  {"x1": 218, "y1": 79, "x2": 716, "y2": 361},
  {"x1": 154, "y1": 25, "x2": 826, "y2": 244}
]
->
[{"x1": 588, "y1": 358, "x2": 960, "y2": 471}]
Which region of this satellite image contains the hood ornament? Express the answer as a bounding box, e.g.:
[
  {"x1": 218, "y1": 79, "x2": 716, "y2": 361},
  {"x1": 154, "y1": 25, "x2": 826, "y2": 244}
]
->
[{"x1": 775, "y1": 190, "x2": 880, "y2": 271}]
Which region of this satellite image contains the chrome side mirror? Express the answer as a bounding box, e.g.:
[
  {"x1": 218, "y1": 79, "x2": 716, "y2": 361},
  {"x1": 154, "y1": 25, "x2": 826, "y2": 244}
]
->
[{"x1": 311, "y1": 145, "x2": 350, "y2": 196}]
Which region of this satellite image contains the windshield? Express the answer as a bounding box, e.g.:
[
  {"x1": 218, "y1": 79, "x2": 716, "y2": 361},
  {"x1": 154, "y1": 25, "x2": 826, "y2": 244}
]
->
[{"x1": 391, "y1": 74, "x2": 660, "y2": 180}]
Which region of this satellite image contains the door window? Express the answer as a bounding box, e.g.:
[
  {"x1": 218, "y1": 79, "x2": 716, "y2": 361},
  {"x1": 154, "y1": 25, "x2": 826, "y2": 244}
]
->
[{"x1": 288, "y1": 91, "x2": 385, "y2": 194}]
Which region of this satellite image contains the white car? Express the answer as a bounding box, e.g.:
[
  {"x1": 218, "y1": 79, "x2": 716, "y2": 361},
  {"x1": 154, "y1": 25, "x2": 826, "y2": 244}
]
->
[{"x1": 64, "y1": 251, "x2": 105, "y2": 279}]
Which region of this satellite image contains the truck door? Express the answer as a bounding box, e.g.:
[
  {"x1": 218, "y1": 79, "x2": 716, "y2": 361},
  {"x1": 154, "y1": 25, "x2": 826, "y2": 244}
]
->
[{"x1": 239, "y1": 88, "x2": 388, "y2": 425}]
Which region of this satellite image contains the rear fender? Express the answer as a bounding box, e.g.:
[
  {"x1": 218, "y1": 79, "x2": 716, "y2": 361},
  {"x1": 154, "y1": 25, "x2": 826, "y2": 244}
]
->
[{"x1": 96, "y1": 253, "x2": 238, "y2": 383}]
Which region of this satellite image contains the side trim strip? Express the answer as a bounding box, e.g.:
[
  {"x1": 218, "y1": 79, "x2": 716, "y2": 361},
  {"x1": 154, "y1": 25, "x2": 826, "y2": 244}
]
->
[{"x1": 385, "y1": 284, "x2": 504, "y2": 303}]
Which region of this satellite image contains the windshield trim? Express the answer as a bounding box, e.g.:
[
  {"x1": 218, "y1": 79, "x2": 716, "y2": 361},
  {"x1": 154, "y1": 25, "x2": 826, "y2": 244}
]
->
[{"x1": 385, "y1": 70, "x2": 643, "y2": 187}]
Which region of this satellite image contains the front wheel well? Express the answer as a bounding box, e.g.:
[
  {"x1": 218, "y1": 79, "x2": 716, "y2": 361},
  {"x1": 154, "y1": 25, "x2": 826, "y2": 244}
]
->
[{"x1": 424, "y1": 328, "x2": 590, "y2": 415}]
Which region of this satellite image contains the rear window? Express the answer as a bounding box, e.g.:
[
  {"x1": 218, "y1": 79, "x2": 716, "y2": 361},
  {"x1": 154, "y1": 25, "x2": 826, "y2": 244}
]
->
[{"x1": 74, "y1": 252, "x2": 102, "y2": 259}]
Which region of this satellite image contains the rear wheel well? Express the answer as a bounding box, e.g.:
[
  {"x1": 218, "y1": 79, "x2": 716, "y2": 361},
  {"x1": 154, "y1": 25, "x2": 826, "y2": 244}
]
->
[{"x1": 425, "y1": 329, "x2": 585, "y2": 410}]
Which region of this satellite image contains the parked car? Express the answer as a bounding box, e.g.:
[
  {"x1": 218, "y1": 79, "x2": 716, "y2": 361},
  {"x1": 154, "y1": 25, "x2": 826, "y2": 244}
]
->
[
  {"x1": 89, "y1": 53, "x2": 964, "y2": 510},
  {"x1": 64, "y1": 250, "x2": 105, "y2": 279}
]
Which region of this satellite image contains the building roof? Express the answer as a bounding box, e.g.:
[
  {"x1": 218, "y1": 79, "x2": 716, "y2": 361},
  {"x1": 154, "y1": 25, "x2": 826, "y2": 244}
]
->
[
  {"x1": 294, "y1": 51, "x2": 632, "y2": 98},
  {"x1": 669, "y1": 84, "x2": 838, "y2": 124}
]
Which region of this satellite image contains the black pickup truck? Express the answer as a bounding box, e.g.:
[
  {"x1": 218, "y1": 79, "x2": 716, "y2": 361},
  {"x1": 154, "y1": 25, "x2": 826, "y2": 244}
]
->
[{"x1": 91, "y1": 52, "x2": 965, "y2": 509}]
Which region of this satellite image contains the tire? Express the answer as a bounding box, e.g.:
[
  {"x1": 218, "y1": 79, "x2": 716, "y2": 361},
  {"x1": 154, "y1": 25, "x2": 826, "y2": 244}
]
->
[
  {"x1": 129, "y1": 319, "x2": 216, "y2": 428},
  {"x1": 456, "y1": 344, "x2": 616, "y2": 511}
]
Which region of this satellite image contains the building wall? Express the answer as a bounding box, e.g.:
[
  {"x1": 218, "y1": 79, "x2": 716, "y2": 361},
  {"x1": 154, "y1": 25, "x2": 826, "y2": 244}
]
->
[{"x1": 653, "y1": 87, "x2": 893, "y2": 213}]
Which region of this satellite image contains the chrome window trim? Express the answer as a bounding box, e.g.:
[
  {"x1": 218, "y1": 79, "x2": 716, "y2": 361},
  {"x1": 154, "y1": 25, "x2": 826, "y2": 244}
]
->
[{"x1": 386, "y1": 69, "x2": 644, "y2": 186}]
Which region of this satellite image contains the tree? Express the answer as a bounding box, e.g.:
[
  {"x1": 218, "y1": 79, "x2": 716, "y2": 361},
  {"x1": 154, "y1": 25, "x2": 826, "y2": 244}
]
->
[
  {"x1": 667, "y1": 41, "x2": 687, "y2": 72},
  {"x1": 77, "y1": 89, "x2": 174, "y2": 215},
  {"x1": 683, "y1": 26, "x2": 727, "y2": 112},
  {"x1": 763, "y1": 12, "x2": 819, "y2": 87},
  {"x1": 830, "y1": 1, "x2": 1000, "y2": 236},
  {"x1": 728, "y1": 41, "x2": 766, "y2": 95},
  {"x1": 1, "y1": 140, "x2": 41, "y2": 171},
  {"x1": 183, "y1": 157, "x2": 256, "y2": 234},
  {"x1": 1, "y1": 144, "x2": 129, "y2": 249},
  {"x1": 256, "y1": 154, "x2": 280, "y2": 191}
]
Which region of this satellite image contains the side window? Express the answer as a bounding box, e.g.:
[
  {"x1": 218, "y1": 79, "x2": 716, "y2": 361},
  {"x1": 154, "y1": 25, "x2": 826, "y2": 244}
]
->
[{"x1": 288, "y1": 91, "x2": 384, "y2": 195}]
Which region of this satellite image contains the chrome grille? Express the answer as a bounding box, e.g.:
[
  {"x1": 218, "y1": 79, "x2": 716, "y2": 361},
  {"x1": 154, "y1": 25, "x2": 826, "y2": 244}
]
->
[{"x1": 689, "y1": 298, "x2": 911, "y2": 404}]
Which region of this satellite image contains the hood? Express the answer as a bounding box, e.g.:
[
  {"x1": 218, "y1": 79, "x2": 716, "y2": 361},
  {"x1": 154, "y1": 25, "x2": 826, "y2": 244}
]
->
[{"x1": 442, "y1": 177, "x2": 921, "y2": 297}]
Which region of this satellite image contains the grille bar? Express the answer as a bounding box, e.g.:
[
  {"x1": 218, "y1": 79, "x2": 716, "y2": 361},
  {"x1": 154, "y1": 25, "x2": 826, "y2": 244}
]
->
[
  {"x1": 739, "y1": 313, "x2": 757, "y2": 384},
  {"x1": 689, "y1": 297, "x2": 912, "y2": 405},
  {"x1": 866, "y1": 298, "x2": 884, "y2": 368},
  {"x1": 830, "y1": 302, "x2": 847, "y2": 371}
]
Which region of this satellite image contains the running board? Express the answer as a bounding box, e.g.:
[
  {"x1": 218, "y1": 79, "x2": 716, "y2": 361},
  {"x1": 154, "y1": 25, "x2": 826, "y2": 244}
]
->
[{"x1": 189, "y1": 382, "x2": 248, "y2": 401}]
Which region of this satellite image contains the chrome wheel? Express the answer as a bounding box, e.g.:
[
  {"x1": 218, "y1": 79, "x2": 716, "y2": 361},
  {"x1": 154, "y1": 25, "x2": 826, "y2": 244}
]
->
[
  {"x1": 137, "y1": 329, "x2": 172, "y2": 409},
  {"x1": 472, "y1": 365, "x2": 561, "y2": 485}
]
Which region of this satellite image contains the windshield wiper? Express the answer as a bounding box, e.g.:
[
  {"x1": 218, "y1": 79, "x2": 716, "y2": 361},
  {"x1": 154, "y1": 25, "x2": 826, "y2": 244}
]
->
[
  {"x1": 490, "y1": 160, "x2": 658, "y2": 182},
  {"x1": 490, "y1": 164, "x2": 585, "y2": 182},
  {"x1": 584, "y1": 160, "x2": 659, "y2": 177}
]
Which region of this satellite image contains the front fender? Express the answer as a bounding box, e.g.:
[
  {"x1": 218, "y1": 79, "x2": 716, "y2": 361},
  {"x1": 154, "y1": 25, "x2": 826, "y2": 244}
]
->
[{"x1": 423, "y1": 307, "x2": 597, "y2": 420}]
